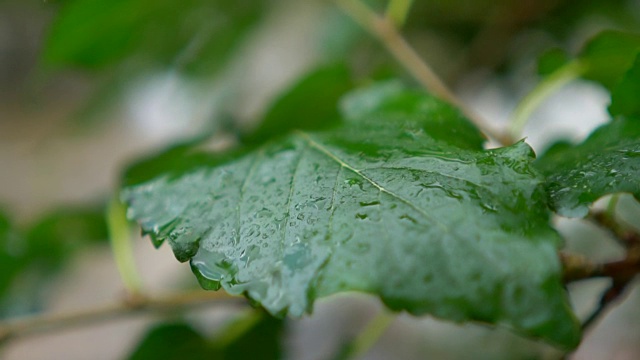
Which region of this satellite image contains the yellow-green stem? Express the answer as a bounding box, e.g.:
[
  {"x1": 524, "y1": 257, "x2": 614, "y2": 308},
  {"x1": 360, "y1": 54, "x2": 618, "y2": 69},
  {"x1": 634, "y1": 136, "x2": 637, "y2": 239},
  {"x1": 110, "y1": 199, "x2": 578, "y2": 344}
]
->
[
  {"x1": 107, "y1": 195, "x2": 143, "y2": 294},
  {"x1": 606, "y1": 194, "x2": 620, "y2": 218},
  {"x1": 346, "y1": 310, "x2": 395, "y2": 359},
  {"x1": 385, "y1": 0, "x2": 414, "y2": 27},
  {"x1": 335, "y1": 0, "x2": 509, "y2": 145},
  {"x1": 214, "y1": 309, "x2": 264, "y2": 348},
  {"x1": 509, "y1": 60, "x2": 587, "y2": 139}
]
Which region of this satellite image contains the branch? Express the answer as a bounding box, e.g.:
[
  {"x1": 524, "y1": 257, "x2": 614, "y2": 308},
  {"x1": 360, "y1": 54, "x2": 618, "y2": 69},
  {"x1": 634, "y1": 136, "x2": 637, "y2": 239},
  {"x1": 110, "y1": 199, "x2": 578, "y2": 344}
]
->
[
  {"x1": 561, "y1": 250, "x2": 640, "y2": 284},
  {"x1": 0, "y1": 290, "x2": 244, "y2": 343},
  {"x1": 335, "y1": 0, "x2": 512, "y2": 145}
]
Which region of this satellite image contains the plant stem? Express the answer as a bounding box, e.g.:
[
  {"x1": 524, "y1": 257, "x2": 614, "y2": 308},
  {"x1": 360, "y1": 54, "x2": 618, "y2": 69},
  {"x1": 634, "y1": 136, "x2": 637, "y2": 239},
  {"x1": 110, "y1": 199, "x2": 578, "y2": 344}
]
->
[
  {"x1": 335, "y1": 0, "x2": 511, "y2": 145},
  {"x1": 214, "y1": 309, "x2": 264, "y2": 347},
  {"x1": 509, "y1": 60, "x2": 586, "y2": 139},
  {"x1": 385, "y1": 0, "x2": 414, "y2": 27},
  {"x1": 0, "y1": 290, "x2": 242, "y2": 343},
  {"x1": 107, "y1": 195, "x2": 144, "y2": 295},
  {"x1": 344, "y1": 310, "x2": 395, "y2": 359}
]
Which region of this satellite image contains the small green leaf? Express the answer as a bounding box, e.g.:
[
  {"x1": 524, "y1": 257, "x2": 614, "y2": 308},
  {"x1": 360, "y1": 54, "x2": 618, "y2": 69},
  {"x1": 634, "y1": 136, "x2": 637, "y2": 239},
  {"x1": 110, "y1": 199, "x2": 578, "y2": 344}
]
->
[
  {"x1": 536, "y1": 119, "x2": 640, "y2": 217},
  {"x1": 579, "y1": 30, "x2": 640, "y2": 90},
  {"x1": 243, "y1": 64, "x2": 355, "y2": 145},
  {"x1": 123, "y1": 83, "x2": 580, "y2": 348},
  {"x1": 609, "y1": 54, "x2": 640, "y2": 118},
  {"x1": 0, "y1": 210, "x2": 24, "y2": 299},
  {"x1": 128, "y1": 323, "x2": 214, "y2": 360},
  {"x1": 127, "y1": 311, "x2": 284, "y2": 360}
]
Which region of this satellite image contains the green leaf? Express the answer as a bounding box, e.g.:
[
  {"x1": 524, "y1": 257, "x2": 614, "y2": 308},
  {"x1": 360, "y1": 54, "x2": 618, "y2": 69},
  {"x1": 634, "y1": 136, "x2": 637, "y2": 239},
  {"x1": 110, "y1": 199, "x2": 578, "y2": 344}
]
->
[
  {"x1": 123, "y1": 83, "x2": 580, "y2": 348},
  {"x1": 536, "y1": 119, "x2": 640, "y2": 218},
  {"x1": 0, "y1": 206, "x2": 109, "y2": 317},
  {"x1": 0, "y1": 210, "x2": 24, "y2": 298},
  {"x1": 127, "y1": 311, "x2": 284, "y2": 360},
  {"x1": 243, "y1": 63, "x2": 355, "y2": 145},
  {"x1": 579, "y1": 30, "x2": 640, "y2": 90},
  {"x1": 25, "y1": 207, "x2": 109, "y2": 269},
  {"x1": 43, "y1": 0, "x2": 265, "y2": 74},
  {"x1": 609, "y1": 54, "x2": 640, "y2": 118},
  {"x1": 218, "y1": 311, "x2": 284, "y2": 360},
  {"x1": 128, "y1": 322, "x2": 214, "y2": 360},
  {"x1": 537, "y1": 48, "x2": 570, "y2": 76}
]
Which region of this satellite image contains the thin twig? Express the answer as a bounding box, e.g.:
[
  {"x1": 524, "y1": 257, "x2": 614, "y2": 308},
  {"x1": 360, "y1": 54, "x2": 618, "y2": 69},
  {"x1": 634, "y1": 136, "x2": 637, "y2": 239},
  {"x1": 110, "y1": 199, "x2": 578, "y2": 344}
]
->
[
  {"x1": 509, "y1": 60, "x2": 586, "y2": 139},
  {"x1": 0, "y1": 290, "x2": 243, "y2": 343},
  {"x1": 581, "y1": 280, "x2": 631, "y2": 332},
  {"x1": 335, "y1": 0, "x2": 512, "y2": 145},
  {"x1": 340, "y1": 310, "x2": 395, "y2": 360}
]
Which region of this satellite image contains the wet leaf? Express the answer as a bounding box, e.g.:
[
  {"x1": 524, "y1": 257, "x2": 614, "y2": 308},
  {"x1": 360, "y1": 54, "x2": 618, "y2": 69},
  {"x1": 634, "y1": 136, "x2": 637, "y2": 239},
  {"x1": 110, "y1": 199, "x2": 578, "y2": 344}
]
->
[
  {"x1": 536, "y1": 119, "x2": 640, "y2": 217},
  {"x1": 123, "y1": 83, "x2": 580, "y2": 348}
]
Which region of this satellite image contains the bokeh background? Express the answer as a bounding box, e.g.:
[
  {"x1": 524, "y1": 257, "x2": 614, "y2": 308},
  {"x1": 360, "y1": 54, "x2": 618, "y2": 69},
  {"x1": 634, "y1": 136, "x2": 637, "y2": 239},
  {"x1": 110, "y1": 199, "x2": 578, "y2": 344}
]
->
[{"x1": 1, "y1": 0, "x2": 640, "y2": 358}]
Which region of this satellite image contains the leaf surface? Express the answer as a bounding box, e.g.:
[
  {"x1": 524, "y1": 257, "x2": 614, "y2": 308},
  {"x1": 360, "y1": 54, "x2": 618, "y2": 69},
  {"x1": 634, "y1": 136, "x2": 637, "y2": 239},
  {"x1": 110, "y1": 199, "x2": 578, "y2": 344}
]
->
[
  {"x1": 123, "y1": 83, "x2": 580, "y2": 347},
  {"x1": 536, "y1": 120, "x2": 640, "y2": 217}
]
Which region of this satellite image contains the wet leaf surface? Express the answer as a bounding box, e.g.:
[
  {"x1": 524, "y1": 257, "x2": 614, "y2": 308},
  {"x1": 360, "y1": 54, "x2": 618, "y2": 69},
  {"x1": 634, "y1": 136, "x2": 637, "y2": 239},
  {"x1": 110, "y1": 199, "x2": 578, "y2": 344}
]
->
[
  {"x1": 536, "y1": 119, "x2": 640, "y2": 217},
  {"x1": 123, "y1": 83, "x2": 580, "y2": 347}
]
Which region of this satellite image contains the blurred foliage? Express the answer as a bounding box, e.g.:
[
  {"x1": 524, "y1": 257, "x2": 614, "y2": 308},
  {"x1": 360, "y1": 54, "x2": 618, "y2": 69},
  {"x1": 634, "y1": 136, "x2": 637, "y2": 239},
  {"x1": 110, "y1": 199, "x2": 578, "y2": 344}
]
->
[
  {"x1": 42, "y1": 0, "x2": 266, "y2": 76},
  {"x1": 242, "y1": 63, "x2": 356, "y2": 145},
  {"x1": 0, "y1": 205, "x2": 108, "y2": 318},
  {"x1": 609, "y1": 53, "x2": 640, "y2": 117},
  {"x1": 128, "y1": 310, "x2": 284, "y2": 360}
]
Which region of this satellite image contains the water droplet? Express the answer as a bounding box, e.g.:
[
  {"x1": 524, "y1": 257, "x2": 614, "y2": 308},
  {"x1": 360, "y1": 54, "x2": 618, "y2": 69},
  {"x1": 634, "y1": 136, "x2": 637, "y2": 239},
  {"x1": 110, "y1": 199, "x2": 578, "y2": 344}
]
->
[
  {"x1": 399, "y1": 214, "x2": 417, "y2": 224},
  {"x1": 346, "y1": 178, "x2": 364, "y2": 190},
  {"x1": 359, "y1": 201, "x2": 380, "y2": 207},
  {"x1": 480, "y1": 202, "x2": 498, "y2": 213}
]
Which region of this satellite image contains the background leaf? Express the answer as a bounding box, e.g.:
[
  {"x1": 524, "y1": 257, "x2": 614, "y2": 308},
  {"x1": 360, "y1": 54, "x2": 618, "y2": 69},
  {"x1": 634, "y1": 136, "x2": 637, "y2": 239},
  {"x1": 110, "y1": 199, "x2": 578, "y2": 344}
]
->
[
  {"x1": 127, "y1": 310, "x2": 284, "y2": 360},
  {"x1": 43, "y1": 0, "x2": 265, "y2": 74},
  {"x1": 609, "y1": 54, "x2": 640, "y2": 118},
  {"x1": 243, "y1": 63, "x2": 355, "y2": 145},
  {"x1": 123, "y1": 84, "x2": 580, "y2": 348},
  {"x1": 0, "y1": 205, "x2": 108, "y2": 318},
  {"x1": 536, "y1": 119, "x2": 640, "y2": 217},
  {"x1": 579, "y1": 30, "x2": 640, "y2": 91}
]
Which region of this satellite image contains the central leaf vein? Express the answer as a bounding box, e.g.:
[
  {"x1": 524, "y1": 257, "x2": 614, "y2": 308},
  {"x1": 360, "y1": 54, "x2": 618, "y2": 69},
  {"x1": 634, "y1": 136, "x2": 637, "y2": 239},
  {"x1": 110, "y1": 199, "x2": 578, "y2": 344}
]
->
[{"x1": 296, "y1": 131, "x2": 448, "y2": 232}]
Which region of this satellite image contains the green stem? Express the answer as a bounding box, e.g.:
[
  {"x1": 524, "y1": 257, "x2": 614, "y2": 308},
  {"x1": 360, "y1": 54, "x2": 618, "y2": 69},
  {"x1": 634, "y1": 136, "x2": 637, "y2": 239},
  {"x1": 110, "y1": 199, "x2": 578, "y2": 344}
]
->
[
  {"x1": 606, "y1": 194, "x2": 620, "y2": 218},
  {"x1": 335, "y1": 0, "x2": 511, "y2": 145},
  {"x1": 107, "y1": 195, "x2": 143, "y2": 294},
  {"x1": 213, "y1": 309, "x2": 264, "y2": 348},
  {"x1": 385, "y1": 0, "x2": 414, "y2": 27},
  {"x1": 345, "y1": 310, "x2": 395, "y2": 359},
  {"x1": 509, "y1": 60, "x2": 586, "y2": 139}
]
